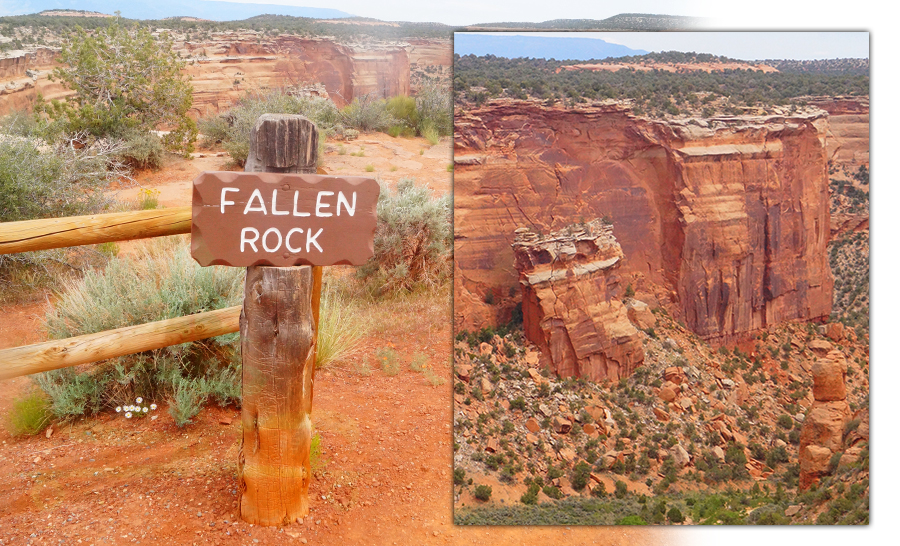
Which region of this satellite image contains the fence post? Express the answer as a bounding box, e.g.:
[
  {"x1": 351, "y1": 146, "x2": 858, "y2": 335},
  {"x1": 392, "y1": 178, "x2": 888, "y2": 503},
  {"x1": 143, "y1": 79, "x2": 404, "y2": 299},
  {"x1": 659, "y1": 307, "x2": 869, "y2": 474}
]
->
[{"x1": 238, "y1": 114, "x2": 322, "y2": 525}]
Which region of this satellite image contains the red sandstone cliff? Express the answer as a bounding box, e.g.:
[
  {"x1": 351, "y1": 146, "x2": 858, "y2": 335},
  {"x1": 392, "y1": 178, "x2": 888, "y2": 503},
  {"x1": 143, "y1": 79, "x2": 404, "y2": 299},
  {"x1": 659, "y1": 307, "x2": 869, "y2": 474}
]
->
[
  {"x1": 454, "y1": 100, "x2": 834, "y2": 341},
  {"x1": 0, "y1": 34, "x2": 449, "y2": 118},
  {"x1": 806, "y1": 96, "x2": 869, "y2": 168},
  {"x1": 511, "y1": 220, "x2": 644, "y2": 381},
  {"x1": 798, "y1": 349, "x2": 853, "y2": 490},
  {"x1": 0, "y1": 48, "x2": 72, "y2": 113}
]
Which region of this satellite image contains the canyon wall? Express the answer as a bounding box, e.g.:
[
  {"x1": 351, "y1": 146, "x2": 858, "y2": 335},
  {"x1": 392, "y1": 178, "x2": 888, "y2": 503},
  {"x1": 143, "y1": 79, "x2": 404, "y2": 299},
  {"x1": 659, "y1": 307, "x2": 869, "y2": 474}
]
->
[
  {"x1": 0, "y1": 35, "x2": 452, "y2": 117},
  {"x1": 807, "y1": 96, "x2": 869, "y2": 167},
  {"x1": 174, "y1": 34, "x2": 411, "y2": 115},
  {"x1": 0, "y1": 48, "x2": 72, "y2": 113},
  {"x1": 454, "y1": 100, "x2": 833, "y2": 341}
]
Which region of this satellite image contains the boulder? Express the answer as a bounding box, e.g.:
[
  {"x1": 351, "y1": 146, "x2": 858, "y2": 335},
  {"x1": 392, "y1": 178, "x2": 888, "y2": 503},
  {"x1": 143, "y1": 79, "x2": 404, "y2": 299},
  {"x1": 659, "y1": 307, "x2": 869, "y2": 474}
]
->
[
  {"x1": 672, "y1": 444, "x2": 691, "y2": 468},
  {"x1": 664, "y1": 366, "x2": 687, "y2": 385},
  {"x1": 551, "y1": 416, "x2": 572, "y2": 435},
  {"x1": 626, "y1": 299, "x2": 657, "y2": 330},
  {"x1": 659, "y1": 386, "x2": 677, "y2": 403},
  {"x1": 511, "y1": 220, "x2": 644, "y2": 381},
  {"x1": 824, "y1": 322, "x2": 844, "y2": 342},
  {"x1": 811, "y1": 351, "x2": 848, "y2": 402},
  {"x1": 525, "y1": 417, "x2": 541, "y2": 433},
  {"x1": 653, "y1": 407, "x2": 670, "y2": 422},
  {"x1": 808, "y1": 339, "x2": 834, "y2": 355}
]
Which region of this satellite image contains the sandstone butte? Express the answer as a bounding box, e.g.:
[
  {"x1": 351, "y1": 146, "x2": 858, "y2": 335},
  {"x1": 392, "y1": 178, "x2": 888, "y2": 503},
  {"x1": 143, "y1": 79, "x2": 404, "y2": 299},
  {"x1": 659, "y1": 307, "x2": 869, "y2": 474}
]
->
[
  {"x1": 798, "y1": 349, "x2": 869, "y2": 490},
  {"x1": 0, "y1": 34, "x2": 451, "y2": 116},
  {"x1": 454, "y1": 100, "x2": 836, "y2": 356},
  {"x1": 511, "y1": 219, "x2": 643, "y2": 381}
]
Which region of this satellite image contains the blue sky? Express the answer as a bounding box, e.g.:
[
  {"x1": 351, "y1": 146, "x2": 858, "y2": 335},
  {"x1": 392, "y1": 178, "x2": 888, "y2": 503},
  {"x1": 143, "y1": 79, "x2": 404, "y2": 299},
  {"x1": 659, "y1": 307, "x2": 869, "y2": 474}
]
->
[{"x1": 463, "y1": 32, "x2": 869, "y2": 61}]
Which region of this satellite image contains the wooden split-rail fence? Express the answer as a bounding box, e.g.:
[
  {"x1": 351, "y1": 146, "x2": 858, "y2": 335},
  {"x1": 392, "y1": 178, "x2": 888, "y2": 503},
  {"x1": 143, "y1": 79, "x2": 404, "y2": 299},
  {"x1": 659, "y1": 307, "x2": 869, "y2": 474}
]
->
[{"x1": 0, "y1": 114, "x2": 374, "y2": 527}]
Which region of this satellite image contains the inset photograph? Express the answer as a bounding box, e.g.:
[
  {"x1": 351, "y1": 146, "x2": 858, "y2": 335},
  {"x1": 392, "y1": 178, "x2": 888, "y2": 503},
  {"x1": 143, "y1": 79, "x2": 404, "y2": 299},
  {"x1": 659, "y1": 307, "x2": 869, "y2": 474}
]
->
[{"x1": 452, "y1": 31, "x2": 869, "y2": 525}]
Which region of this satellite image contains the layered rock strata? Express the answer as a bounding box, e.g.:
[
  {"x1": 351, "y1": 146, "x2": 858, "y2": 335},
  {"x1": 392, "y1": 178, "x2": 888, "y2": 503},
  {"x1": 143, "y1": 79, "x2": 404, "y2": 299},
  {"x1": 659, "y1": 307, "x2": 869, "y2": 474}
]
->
[
  {"x1": 806, "y1": 96, "x2": 869, "y2": 167},
  {"x1": 798, "y1": 349, "x2": 853, "y2": 490},
  {"x1": 511, "y1": 219, "x2": 644, "y2": 381},
  {"x1": 0, "y1": 35, "x2": 452, "y2": 117},
  {"x1": 454, "y1": 100, "x2": 834, "y2": 341},
  {"x1": 0, "y1": 48, "x2": 72, "y2": 113}
]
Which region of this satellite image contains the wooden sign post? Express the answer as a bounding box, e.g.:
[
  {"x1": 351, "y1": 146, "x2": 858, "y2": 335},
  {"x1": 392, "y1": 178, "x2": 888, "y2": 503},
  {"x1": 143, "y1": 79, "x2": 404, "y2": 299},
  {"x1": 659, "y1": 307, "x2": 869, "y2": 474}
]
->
[{"x1": 190, "y1": 114, "x2": 378, "y2": 526}]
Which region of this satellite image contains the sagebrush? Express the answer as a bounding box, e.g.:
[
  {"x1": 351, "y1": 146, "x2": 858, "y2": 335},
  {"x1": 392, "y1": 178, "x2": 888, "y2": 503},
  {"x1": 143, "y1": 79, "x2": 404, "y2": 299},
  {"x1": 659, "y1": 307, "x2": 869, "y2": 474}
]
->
[
  {"x1": 37, "y1": 236, "x2": 245, "y2": 424},
  {"x1": 198, "y1": 90, "x2": 339, "y2": 166},
  {"x1": 356, "y1": 178, "x2": 452, "y2": 297}
]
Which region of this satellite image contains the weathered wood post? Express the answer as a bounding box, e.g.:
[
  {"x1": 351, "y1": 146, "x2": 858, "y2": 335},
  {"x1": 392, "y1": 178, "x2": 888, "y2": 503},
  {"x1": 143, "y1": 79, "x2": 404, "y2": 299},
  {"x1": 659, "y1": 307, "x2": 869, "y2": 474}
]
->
[
  {"x1": 190, "y1": 113, "x2": 378, "y2": 526},
  {"x1": 239, "y1": 114, "x2": 320, "y2": 525}
]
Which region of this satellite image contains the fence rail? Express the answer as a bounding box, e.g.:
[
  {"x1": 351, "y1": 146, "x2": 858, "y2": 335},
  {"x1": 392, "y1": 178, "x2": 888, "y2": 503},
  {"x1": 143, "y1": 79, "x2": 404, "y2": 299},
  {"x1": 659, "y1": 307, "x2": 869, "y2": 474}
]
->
[
  {"x1": 0, "y1": 206, "x2": 191, "y2": 255},
  {"x1": 0, "y1": 305, "x2": 240, "y2": 380}
]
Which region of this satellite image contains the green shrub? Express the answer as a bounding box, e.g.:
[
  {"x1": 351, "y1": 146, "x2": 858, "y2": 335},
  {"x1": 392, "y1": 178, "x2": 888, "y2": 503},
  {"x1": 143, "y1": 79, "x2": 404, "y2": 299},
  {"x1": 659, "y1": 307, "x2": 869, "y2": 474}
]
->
[
  {"x1": 777, "y1": 414, "x2": 794, "y2": 430},
  {"x1": 385, "y1": 95, "x2": 419, "y2": 132},
  {"x1": 474, "y1": 484, "x2": 493, "y2": 501},
  {"x1": 454, "y1": 468, "x2": 467, "y2": 485},
  {"x1": 341, "y1": 93, "x2": 397, "y2": 132},
  {"x1": 5, "y1": 390, "x2": 52, "y2": 436},
  {"x1": 571, "y1": 461, "x2": 592, "y2": 491},
  {"x1": 204, "y1": 90, "x2": 340, "y2": 166},
  {"x1": 137, "y1": 188, "x2": 160, "y2": 210},
  {"x1": 168, "y1": 376, "x2": 206, "y2": 426},
  {"x1": 197, "y1": 115, "x2": 230, "y2": 147},
  {"x1": 420, "y1": 120, "x2": 441, "y2": 145},
  {"x1": 40, "y1": 20, "x2": 196, "y2": 154},
  {"x1": 521, "y1": 482, "x2": 540, "y2": 505},
  {"x1": 118, "y1": 128, "x2": 165, "y2": 170},
  {"x1": 36, "y1": 236, "x2": 244, "y2": 422},
  {"x1": 0, "y1": 134, "x2": 126, "y2": 294},
  {"x1": 0, "y1": 136, "x2": 116, "y2": 223},
  {"x1": 356, "y1": 179, "x2": 451, "y2": 297},
  {"x1": 542, "y1": 485, "x2": 563, "y2": 499},
  {"x1": 667, "y1": 506, "x2": 685, "y2": 523},
  {"x1": 616, "y1": 515, "x2": 646, "y2": 525},
  {"x1": 415, "y1": 81, "x2": 451, "y2": 136}
]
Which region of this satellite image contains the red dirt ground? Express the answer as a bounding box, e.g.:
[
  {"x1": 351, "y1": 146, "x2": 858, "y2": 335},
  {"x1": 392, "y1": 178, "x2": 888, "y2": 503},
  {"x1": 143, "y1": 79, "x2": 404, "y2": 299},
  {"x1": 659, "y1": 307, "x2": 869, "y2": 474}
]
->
[{"x1": 0, "y1": 136, "x2": 674, "y2": 546}]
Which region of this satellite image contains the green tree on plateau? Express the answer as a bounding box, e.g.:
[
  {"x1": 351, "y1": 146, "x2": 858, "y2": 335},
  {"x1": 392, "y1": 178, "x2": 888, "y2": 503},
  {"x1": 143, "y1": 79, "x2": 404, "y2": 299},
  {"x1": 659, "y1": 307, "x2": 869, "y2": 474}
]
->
[{"x1": 41, "y1": 20, "x2": 197, "y2": 154}]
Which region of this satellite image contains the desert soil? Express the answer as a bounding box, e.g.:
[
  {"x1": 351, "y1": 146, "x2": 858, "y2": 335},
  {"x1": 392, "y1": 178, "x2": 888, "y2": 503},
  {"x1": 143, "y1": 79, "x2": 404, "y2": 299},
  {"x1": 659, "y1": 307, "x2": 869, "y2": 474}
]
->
[{"x1": 0, "y1": 134, "x2": 672, "y2": 546}]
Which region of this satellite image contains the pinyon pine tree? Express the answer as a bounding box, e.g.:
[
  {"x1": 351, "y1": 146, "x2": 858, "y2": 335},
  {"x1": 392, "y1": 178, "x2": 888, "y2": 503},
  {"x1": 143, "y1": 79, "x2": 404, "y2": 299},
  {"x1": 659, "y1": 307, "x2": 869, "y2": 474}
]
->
[{"x1": 39, "y1": 19, "x2": 196, "y2": 154}]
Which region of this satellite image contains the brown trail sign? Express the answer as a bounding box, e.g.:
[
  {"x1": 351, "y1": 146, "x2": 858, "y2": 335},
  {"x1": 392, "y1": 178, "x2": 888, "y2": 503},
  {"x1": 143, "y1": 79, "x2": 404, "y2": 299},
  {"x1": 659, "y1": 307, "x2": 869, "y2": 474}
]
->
[
  {"x1": 189, "y1": 113, "x2": 378, "y2": 526},
  {"x1": 191, "y1": 172, "x2": 379, "y2": 267}
]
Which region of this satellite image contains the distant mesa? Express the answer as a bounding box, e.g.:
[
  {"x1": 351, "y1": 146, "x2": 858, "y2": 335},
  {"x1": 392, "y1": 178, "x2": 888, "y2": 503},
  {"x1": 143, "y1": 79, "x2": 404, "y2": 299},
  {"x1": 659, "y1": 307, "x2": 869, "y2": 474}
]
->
[
  {"x1": 38, "y1": 10, "x2": 113, "y2": 18},
  {"x1": 6, "y1": 1, "x2": 355, "y2": 22}
]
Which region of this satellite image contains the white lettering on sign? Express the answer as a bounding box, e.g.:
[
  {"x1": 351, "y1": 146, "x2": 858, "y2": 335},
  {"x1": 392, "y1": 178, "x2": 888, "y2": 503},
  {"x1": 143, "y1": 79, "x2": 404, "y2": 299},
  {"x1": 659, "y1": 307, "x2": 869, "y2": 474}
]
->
[
  {"x1": 221, "y1": 188, "x2": 359, "y2": 255},
  {"x1": 262, "y1": 228, "x2": 282, "y2": 252},
  {"x1": 244, "y1": 189, "x2": 267, "y2": 215},
  {"x1": 286, "y1": 228, "x2": 304, "y2": 253},
  {"x1": 221, "y1": 187, "x2": 238, "y2": 214},
  {"x1": 336, "y1": 191, "x2": 356, "y2": 216},
  {"x1": 316, "y1": 191, "x2": 334, "y2": 217},
  {"x1": 292, "y1": 192, "x2": 310, "y2": 217},
  {"x1": 271, "y1": 190, "x2": 289, "y2": 216},
  {"x1": 306, "y1": 228, "x2": 324, "y2": 253},
  {"x1": 241, "y1": 228, "x2": 259, "y2": 252}
]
